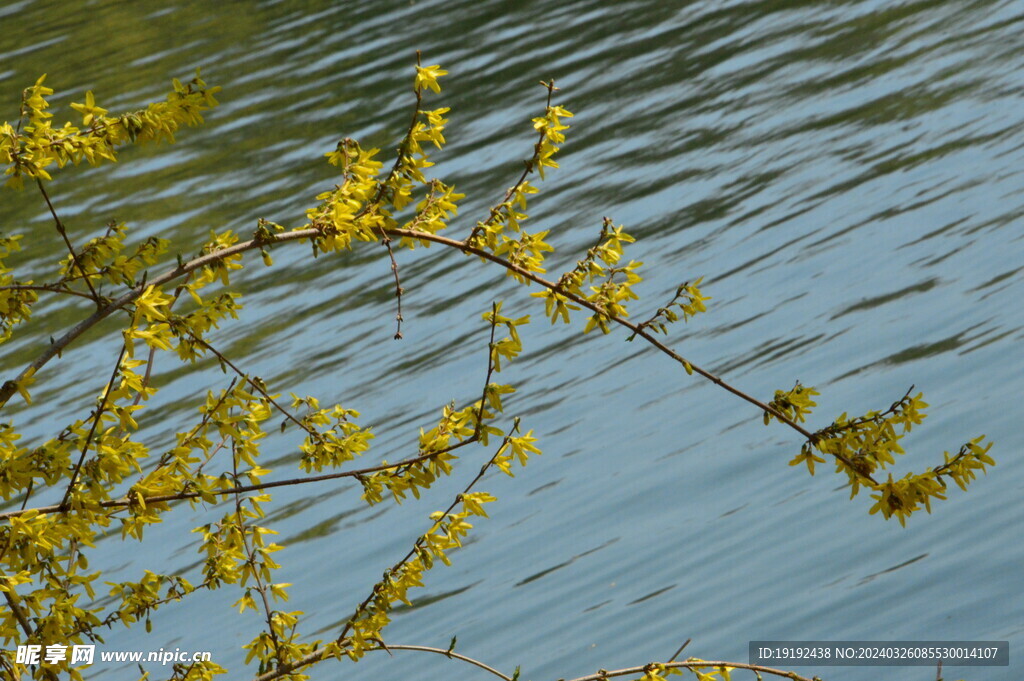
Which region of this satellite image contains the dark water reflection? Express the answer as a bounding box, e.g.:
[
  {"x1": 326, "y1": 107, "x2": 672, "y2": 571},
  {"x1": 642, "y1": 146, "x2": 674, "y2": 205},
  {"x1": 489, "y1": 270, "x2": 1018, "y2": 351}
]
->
[{"x1": 2, "y1": 1, "x2": 1022, "y2": 679}]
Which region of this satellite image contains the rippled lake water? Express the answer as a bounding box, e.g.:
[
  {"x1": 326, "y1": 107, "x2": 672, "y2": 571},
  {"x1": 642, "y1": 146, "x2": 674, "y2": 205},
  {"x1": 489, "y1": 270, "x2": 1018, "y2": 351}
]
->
[{"x1": 2, "y1": 1, "x2": 1022, "y2": 680}]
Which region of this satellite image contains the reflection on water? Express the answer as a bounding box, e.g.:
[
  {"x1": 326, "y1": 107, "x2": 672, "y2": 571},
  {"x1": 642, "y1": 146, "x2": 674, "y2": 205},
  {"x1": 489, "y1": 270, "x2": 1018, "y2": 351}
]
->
[{"x1": 2, "y1": 1, "x2": 1022, "y2": 679}]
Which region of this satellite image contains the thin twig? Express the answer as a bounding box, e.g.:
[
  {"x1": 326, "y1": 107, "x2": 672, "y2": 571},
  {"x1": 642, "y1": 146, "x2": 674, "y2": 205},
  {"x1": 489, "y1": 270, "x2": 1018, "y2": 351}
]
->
[
  {"x1": 364, "y1": 50, "x2": 429, "y2": 341},
  {"x1": 0, "y1": 283, "x2": 97, "y2": 301},
  {"x1": 0, "y1": 439, "x2": 477, "y2": 521},
  {"x1": 191, "y1": 434, "x2": 230, "y2": 479},
  {"x1": 35, "y1": 178, "x2": 101, "y2": 303},
  {"x1": 465, "y1": 80, "x2": 557, "y2": 246},
  {"x1": 186, "y1": 333, "x2": 318, "y2": 439},
  {"x1": 253, "y1": 424, "x2": 521, "y2": 681},
  {"x1": 337, "y1": 424, "x2": 517, "y2": 643},
  {"x1": 368, "y1": 642, "x2": 513, "y2": 681},
  {"x1": 232, "y1": 444, "x2": 284, "y2": 669},
  {"x1": 19, "y1": 479, "x2": 33, "y2": 511},
  {"x1": 15, "y1": 88, "x2": 27, "y2": 134},
  {"x1": 667, "y1": 638, "x2": 691, "y2": 662},
  {"x1": 558, "y1": 218, "x2": 612, "y2": 289},
  {"x1": 141, "y1": 377, "x2": 238, "y2": 478},
  {"x1": 473, "y1": 302, "x2": 500, "y2": 440},
  {"x1": 375, "y1": 180, "x2": 446, "y2": 339},
  {"x1": 94, "y1": 581, "x2": 213, "y2": 632},
  {"x1": 371, "y1": 50, "x2": 424, "y2": 208},
  {"x1": 60, "y1": 343, "x2": 127, "y2": 510},
  {"x1": 379, "y1": 229, "x2": 404, "y2": 339}
]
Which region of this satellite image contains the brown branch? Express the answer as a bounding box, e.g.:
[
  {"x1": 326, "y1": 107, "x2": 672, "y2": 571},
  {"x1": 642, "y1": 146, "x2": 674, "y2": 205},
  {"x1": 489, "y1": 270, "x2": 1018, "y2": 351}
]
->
[
  {"x1": 0, "y1": 226, "x2": 320, "y2": 410},
  {"x1": 367, "y1": 642, "x2": 513, "y2": 681},
  {"x1": 253, "y1": 425, "x2": 520, "y2": 681},
  {"x1": 563, "y1": 660, "x2": 816, "y2": 681},
  {"x1": 0, "y1": 651, "x2": 22, "y2": 681},
  {"x1": 0, "y1": 283, "x2": 97, "y2": 301},
  {"x1": 2, "y1": 588, "x2": 33, "y2": 638},
  {"x1": 378, "y1": 229, "x2": 404, "y2": 340},
  {"x1": 59, "y1": 343, "x2": 127, "y2": 510},
  {"x1": 0, "y1": 208, "x2": 874, "y2": 485},
  {"x1": 35, "y1": 178, "x2": 101, "y2": 303},
  {"x1": 6, "y1": 171, "x2": 873, "y2": 496},
  {"x1": 184, "y1": 332, "x2": 320, "y2": 440},
  {"x1": 0, "y1": 579, "x2": 61, "y2": 681},
  {"x1": 0, "y1": 439, "x2": 476, "y2": 521},
  {"x1": 667, "y1": 638, "x2": 691, "y2": 662},
  {"x1": 0, "y1": 216, "x2": 875, "y2": 507},
  {"x1": 383, "y1": 227, "x2": 873, "y2": 483}
]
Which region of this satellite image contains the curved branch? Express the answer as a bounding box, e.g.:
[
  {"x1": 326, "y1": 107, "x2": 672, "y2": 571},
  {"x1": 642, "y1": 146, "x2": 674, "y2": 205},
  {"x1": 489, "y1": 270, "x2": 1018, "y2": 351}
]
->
[
  {"x1": 384, "y1": 227, "x2": 870, "y2": 481},
  {"x1": 564, "y1": 660, "x2": 816, "y2": 681},
  {"x1": 368, "y1": 642, "x2": 513, "y2": 681},
  {"x1": 0, "y1": 218, "x2": 868, "y2": 483}
]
